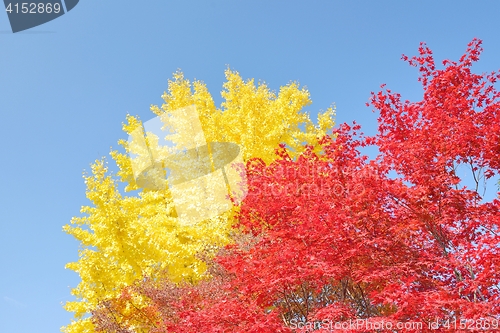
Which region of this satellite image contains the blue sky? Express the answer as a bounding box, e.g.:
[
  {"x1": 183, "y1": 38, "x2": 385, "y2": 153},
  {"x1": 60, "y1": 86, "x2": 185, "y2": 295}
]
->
[{"x1": 1, "y1": 1, "x2": 500, "y2": 332}]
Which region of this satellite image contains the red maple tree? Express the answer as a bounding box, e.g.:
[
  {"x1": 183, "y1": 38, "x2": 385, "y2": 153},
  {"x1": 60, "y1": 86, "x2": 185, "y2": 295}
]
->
[{"x1": 93, "y1": 39, "x2": 500, "y2": 333}]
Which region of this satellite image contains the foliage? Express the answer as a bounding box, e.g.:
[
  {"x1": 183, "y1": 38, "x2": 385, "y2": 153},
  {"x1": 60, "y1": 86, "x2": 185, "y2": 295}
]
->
[
  {"x1": 92, "y1": 39, "x2": 500, "y2": 333},
  {"x1": 62, "y1": 69, "x2": 334, "y2": 333}
]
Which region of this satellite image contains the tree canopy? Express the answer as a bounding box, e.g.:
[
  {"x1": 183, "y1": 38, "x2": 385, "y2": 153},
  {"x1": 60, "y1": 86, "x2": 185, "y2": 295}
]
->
[
  {"x1": 62, "y1": 69, "x2": 334, "y2": 333},
  {"x1": 65, "y1": 39, "x2": 500, "y2": 333}
]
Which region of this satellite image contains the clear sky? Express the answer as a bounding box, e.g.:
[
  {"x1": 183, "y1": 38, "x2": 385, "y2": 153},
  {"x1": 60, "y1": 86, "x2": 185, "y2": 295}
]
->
[{"x1": 1, "y1": 1, "x2": 500, "y2": 332}]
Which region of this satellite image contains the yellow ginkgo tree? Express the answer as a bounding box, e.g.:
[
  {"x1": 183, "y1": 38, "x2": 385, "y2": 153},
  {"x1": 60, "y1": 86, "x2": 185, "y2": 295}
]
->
[{"x1": 62, "y1": 69, "x2": 335, "y2": 333}]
